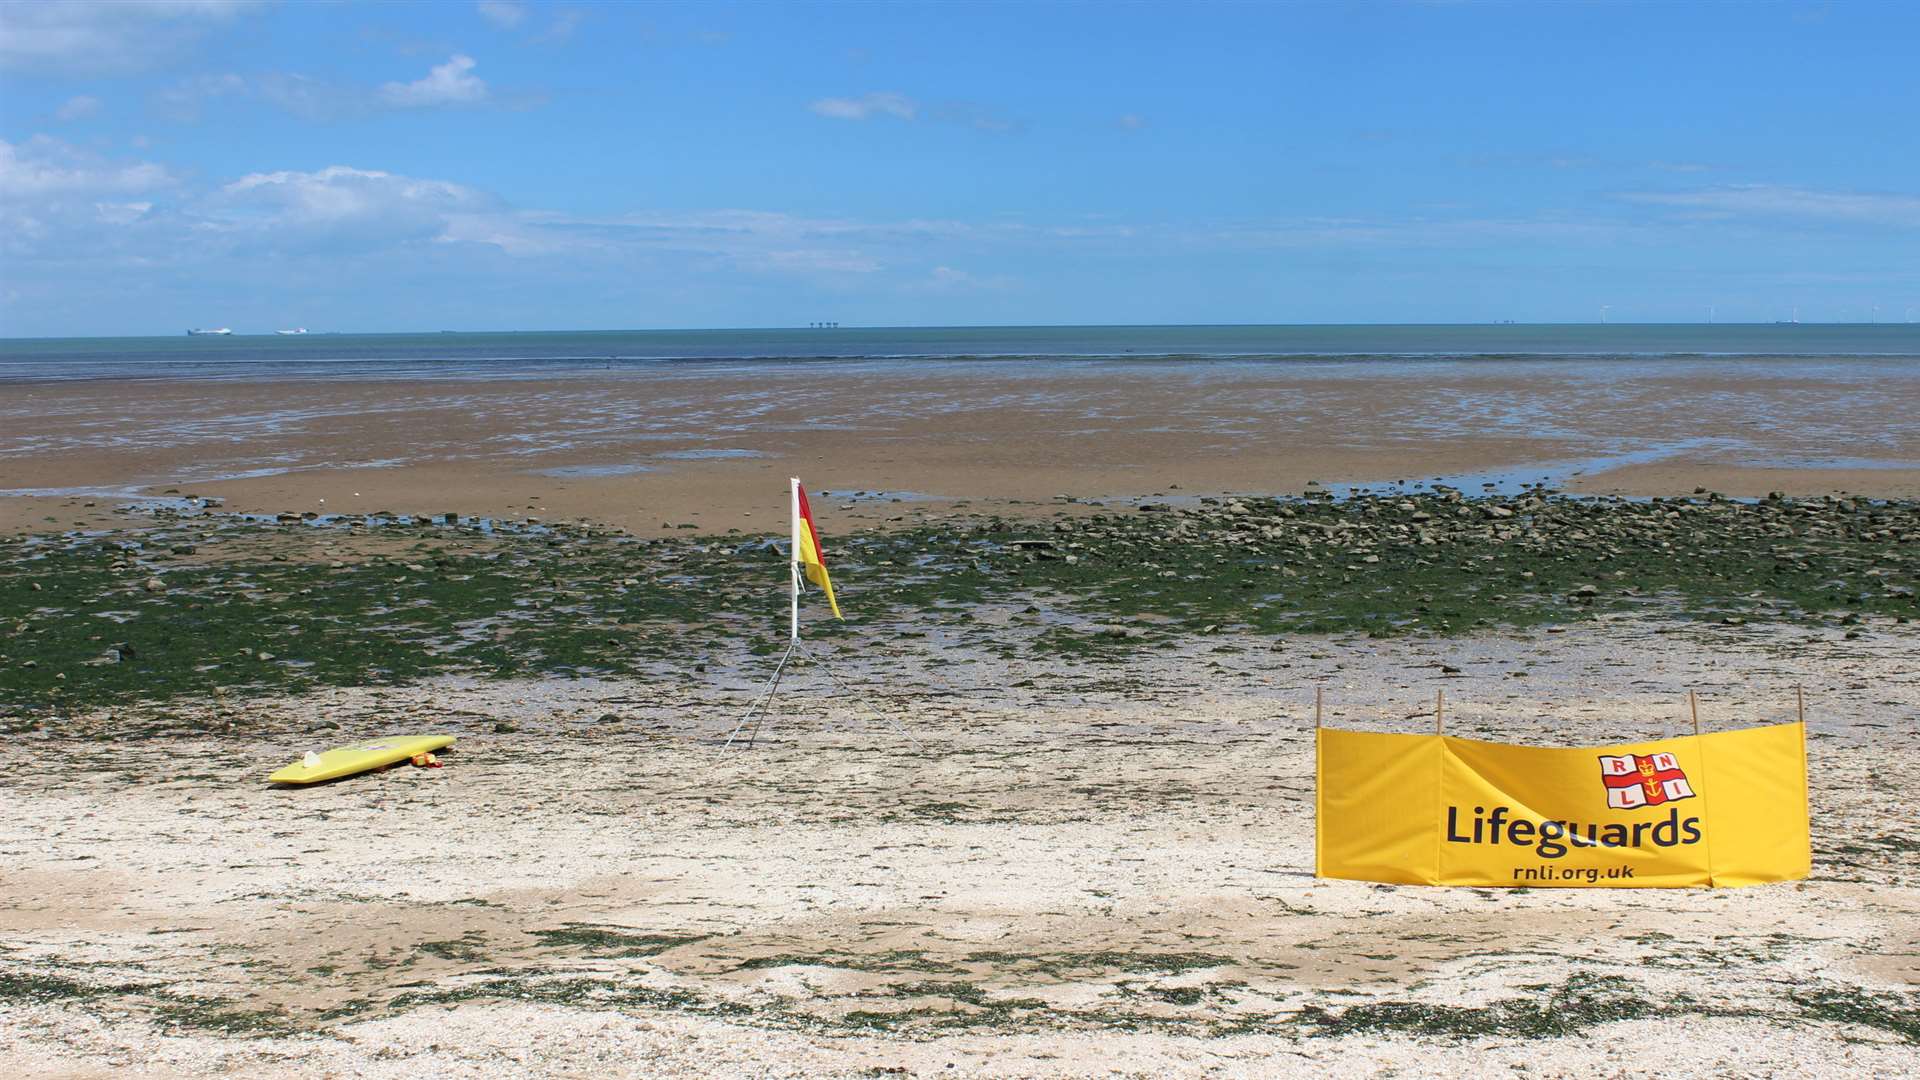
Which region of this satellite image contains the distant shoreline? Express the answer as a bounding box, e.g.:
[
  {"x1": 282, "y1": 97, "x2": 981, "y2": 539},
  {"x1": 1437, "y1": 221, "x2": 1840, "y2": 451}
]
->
[{"x1": 4, "y1": 322, "x2": 1919, "y2": 381}]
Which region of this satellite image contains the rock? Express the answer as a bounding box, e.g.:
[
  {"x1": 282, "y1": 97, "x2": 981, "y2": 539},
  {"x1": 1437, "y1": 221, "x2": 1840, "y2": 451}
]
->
[
  {"x1": 1485, "y1": 505, "x2": 1515, "y2": 519},
  {"x1": 143, "y1": 577, "x2": 165, "y2": 592},
  {"x1": 1573, "y1": 583, "x2": 1599, "y2": 596}
]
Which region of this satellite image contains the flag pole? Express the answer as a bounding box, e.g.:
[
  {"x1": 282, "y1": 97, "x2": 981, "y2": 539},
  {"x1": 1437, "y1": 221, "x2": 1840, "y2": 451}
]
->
[
  {"x1": 724, "y1": 476, "x2": 918, "y2": 749},
  {"x1": 790, "y1": 476, "x2": 801, "y2": 643},
  {"x1": 721, "y1": 478, "x2": 804, "y2": 748}
]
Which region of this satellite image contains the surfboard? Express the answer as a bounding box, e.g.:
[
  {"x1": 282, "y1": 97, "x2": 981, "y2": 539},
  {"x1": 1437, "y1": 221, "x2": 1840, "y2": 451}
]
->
[{"x1": 268, "y1": 734, "x2": 456, "y2": 785}]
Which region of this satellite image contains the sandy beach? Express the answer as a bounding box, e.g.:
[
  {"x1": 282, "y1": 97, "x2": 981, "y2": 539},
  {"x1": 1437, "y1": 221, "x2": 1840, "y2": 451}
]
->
[
  {"x1": 3, "y1": 621, "x2": 1917, "y2": 1077},
  {"x1": 3, "y1": 356, "x2": 1919, "y2": 1076}
]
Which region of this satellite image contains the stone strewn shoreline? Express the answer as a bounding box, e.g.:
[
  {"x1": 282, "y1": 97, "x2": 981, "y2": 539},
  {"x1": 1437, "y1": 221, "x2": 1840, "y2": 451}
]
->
[{"x1": 3, "y1": 490, "x2": 1915, "y2": 721}]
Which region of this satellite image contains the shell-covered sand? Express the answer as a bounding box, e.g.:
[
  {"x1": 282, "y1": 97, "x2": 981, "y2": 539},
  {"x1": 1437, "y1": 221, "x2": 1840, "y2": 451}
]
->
[{"x1": 3, "y1": 622, "x2": 1915, "y2": 1077}]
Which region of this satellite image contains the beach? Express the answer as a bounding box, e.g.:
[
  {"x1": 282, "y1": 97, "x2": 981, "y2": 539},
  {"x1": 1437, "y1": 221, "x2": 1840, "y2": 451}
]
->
[
  {"x1": 5, "y1": 350, "x2": 1920, "y2": 537},
  {"x1": 3, "y1": 625, "x2": 1916, "y2": 1076},
  {"x1": 3, "y1": 340, "x2": 1919, "y2": 1076}
]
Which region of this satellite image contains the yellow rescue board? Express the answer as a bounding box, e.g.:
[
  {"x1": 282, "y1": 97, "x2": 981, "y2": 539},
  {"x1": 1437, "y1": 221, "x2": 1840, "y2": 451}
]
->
[{"x1": 268, "y1": 734, "x2": 456, "y2": 785}]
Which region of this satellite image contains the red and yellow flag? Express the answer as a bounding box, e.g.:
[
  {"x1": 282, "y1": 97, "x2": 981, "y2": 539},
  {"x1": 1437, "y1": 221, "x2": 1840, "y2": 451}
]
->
[{"x1": 793, "y1": 481, "x2": 842, "y2": 619}]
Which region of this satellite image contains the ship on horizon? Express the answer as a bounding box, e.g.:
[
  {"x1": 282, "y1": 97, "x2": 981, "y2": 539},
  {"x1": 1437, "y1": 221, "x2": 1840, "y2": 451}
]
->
[
  {"x1": 275, "y1": 328, "x2": 308, "y2": 335},
  {"x1": 186, "y1": 327, "x2": 232, "y2": 336}
]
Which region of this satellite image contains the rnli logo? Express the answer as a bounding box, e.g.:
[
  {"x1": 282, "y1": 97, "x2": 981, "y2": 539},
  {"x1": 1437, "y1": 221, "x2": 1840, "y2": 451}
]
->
[{"x1": 1598, "y1": 752, "x2": 1696, "y2": 810}]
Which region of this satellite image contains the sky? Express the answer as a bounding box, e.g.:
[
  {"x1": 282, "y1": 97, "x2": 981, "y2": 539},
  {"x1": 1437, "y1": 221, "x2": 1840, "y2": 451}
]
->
[{"x1": 1, "y1": 0, "x2": 1917, "y2": 336}]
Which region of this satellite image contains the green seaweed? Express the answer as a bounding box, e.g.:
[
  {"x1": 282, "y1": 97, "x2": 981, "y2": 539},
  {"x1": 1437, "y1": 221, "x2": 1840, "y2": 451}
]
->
[
  {"x1": 530, "y1": 925, "x2": 708, "y2": 958},
  {"x1": 5, "y1": 493, "x2": 1917, "y2": 717}
]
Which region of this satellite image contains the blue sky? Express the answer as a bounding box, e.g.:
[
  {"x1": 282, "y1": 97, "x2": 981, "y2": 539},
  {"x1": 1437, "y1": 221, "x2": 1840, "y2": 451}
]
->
[{"x1": 1, "y1": 0, "x2": 1916, "y2": 335}]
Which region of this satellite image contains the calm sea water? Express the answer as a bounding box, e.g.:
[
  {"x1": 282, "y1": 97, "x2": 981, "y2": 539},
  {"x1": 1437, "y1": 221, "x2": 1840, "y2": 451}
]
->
[{"x1": 2, "y1": 324, "x2": 1918, "y2": 382}]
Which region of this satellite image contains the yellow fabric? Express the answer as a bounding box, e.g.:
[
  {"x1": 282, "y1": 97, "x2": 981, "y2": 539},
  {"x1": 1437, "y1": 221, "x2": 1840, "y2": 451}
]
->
[
  {"x1": 1316, "y1": 722, "x2": 1809, "y2": 888},
  {"x1": 796, "y1": 516, "x2": 842, "y2": 619},
  {"x1": 1316, "y1": 731, "x2": 1440, "y2": 884},
  {"x1": 1695, "y1": 721, "x2": 1814, "y2": 886}
]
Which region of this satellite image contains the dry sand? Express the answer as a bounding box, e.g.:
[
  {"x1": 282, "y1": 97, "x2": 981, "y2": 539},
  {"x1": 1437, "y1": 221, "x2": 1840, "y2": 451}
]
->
[{"x1": 2, "y1": 621, "x2": 1916, "y2": 1077}]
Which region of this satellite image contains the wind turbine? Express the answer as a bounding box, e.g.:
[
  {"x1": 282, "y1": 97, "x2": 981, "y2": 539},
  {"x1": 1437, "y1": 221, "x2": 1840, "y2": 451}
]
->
[{"x1": 1600, "y1": 304, "x2": 1612, "y2": 324}]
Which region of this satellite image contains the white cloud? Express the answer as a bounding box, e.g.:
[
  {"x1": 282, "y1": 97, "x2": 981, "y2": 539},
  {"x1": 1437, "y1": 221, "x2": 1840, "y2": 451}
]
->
[
  {"x1": 0, "y1": 0, "x2": 264, "y2": 73},
  {"x1": 212, "y1": 165, "x2": 493, "y2": 248},
  {"x1": 0, "y1": 144, "x2": 1741, "y2": 315},
  {"x1": 476, "y1": 1, "x2": 525, "y2": 29},
  {"x1": 1621, "y1": 184, "x2": 1920, "y2": 228},
  {"x1": 151, "y1": 72, "x2": 248, "y2": 122},
  {"x1": 808, "y1": 92, "x2": 1017, "y2": 133},
  {"x1": 0, "y1": 137, "x2": 177, "y2": 265},
  {"x1": 380, "y1": 54, "x2": 489, "y2": 108},
  {"x1": 0, "y1": 136, "x2": 174, "y2": 199},
  {"x1": 54, "y1": 95, "x2": 103, "y2": 122},
  {"x1": 156, "y1": 60, "x2": 512, "y2": 122},
  {"x1": 809, "y1": 91, "x2": 917, "y2": 121},
  {"x1": 94, "y1": 201, "x2": 152, "y2": 225},
  {"x1": 908, "y1": 265, "x2": 1014, "y2": 293},
  {"x1": 535, "y1": 10, "x2": 586, "y2": 43}
]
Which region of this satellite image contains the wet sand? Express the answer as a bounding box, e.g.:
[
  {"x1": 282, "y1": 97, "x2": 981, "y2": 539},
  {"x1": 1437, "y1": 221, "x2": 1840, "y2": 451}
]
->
[{"x1": 5, "y1": 360, "x2": 1920, "y2": 534}]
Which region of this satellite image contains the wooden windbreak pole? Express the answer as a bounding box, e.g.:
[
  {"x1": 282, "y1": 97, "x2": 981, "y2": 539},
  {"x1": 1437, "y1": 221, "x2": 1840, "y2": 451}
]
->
[
  {"x1": 1688, "y1": 690, "x2": 1701, "y2": 736},
  {"x1": 1796, "y1": 685, "x2": 1805, "y2": 725},
  {"x1": 1314, "y1": 684, "x2": 1324, "y2": 729},
  {"x1": 1435, "y1": 689, "x2": 1445, "y2": 735}
]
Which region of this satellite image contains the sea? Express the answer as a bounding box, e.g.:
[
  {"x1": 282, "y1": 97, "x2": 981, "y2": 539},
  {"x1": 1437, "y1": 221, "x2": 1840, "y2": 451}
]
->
[{"x1": 2, "y1": 324, "x2": 1918, "y2": 382}]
